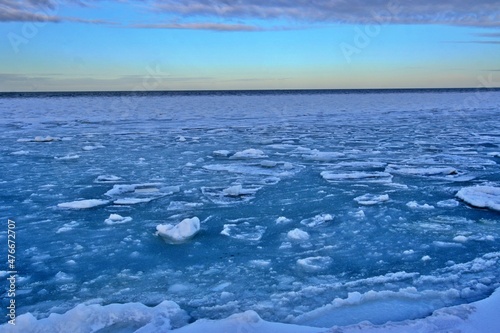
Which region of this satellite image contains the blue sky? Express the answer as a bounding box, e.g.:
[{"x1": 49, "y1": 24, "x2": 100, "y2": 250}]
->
[{"x1": 0, "y1": 0, "x2": 499, "y2": 91}]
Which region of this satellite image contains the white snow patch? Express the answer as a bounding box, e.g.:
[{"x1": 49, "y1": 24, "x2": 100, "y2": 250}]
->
[
  {"x1": 57, "y1": 199, "x2": 109, "y2": 209},
  {"x1": 456, "y1": 186, "x2": 500, "y2": 212},
  {"x1": 156, "y1": 217, "x2": 201, "y2": 244}
]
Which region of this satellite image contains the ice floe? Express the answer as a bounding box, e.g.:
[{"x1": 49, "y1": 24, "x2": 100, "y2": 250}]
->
[
  {"x1": 201, "y1": 185, "x2": 262, "y2": 204},
  {"x1": 95, "y1": 175, "x2": 123, "y2": 183},
  {"x1": 354, "y1": 194, "x2": 389, "y2": 205},
  {"x1": 213, "y1": 150, "x2": 231, "y2": 157},
  {"x1": 104, "y1": 214, "x2": 132, "y2": 225},
  {"x1": 297, "y1": 256, "x2": 331, "y2": 272},
  {"x1": 156, "y1": 217, "x2": 201, "y2": 244},
  {"x1": 321, "y1": 171, "x2": 393, "y2": 183},
  {"x1": 386, "y1": 165, "x2": 458, "y2": 176},
  {"x1": 456, "y1": 186, "x2": 500, "y2": 212},
  {"x1": 54, "y1": 154, "x2": 80, "y2": 160},
  {"x1": 221, "y1": 220, "x2": 266, "y2": 241},
  {"x1": 300, "y1": 214, "x2": 333, "y2": 227},
  {"x1": 287, "y1": 228, "x2": 310, "y2": 241},
  {"x1": 230, "y1": 148, "x2": 267, "y2": 159},
  {"x1": 276, "y1": 216, "x2": 292, "y2": 224},
  {"x1": 302, "y1": 150, "x2": 345, "y2": 162},
  {"x1": 406, "y1": 201, "x2": 435, "y2": 210},
  {"x1": 57, "y1": 199, "x2": 110, "y2": 209}
]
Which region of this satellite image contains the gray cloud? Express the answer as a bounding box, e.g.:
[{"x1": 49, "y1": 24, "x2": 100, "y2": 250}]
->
[
  {"x1": 132, "y1": 22, "x2": 264, "y2": 31},
  {"x1": 148, "y1": 0, "x2": 500, "y2": 27},
  {"x1": 1, "y1": 0, "x2": 499, "y2": 29}
]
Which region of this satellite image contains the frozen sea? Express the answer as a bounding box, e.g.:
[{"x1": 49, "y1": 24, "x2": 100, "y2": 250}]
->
[{"x1": 1, "y1": 89, "x2": 500, "y2": 332}]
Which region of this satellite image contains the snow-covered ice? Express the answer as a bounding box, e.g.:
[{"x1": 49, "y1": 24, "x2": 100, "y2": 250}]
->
[
  {"x1": 57, "y1": 199, "x2": 110, "y2": 209},
  {"x1": 456, "y1": 186, "x2": 500, "y2": 212},
  {"x1": 2, "y1": 89, "x2": 500, "y2": 333},
  {"x1": 156, "y1": 217, "x2": 201, "y2": 244}
]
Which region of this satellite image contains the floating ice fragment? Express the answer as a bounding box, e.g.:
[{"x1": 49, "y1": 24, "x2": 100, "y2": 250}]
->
[
  {"x1": 10, "y1": 150, "x2": 30, "y2": 155},
  {"x1": 177, "y1": 136, "x2": 186, "y2": 142},
  {"x1": 354, "y1": 194, "x2": 389, "y2": 205},
  {"x1": 104, "y1": 214, "x2": 132, "y2": 225},
  {"x1": 453, "y1": 235, "x2": 468, "y2": 243},
  {"x1": 222, "y1": 185, "x2": 258, "y2": 197},
  {"x1": 321, "y1": 171, "x2": 392, "y2": 183},
  {"x1": 403, "y1": 250, "x2": 415, "y2": 255},
  {"x1": 297, "y1": 256, "x2": 331, "y2": 272},
  {"x1": 54, "y1": 154, "x2": 80, "y2": 160},
  {"x1": 406, "y1": 201, "x2": 435, "y2": 210},
  {"x1": 221, "y1": 222, "x2": 266, "y2": 241},
  {"x1": 95, "y1": 175, "x2": 122, "y2": 183},
  {"x1": 276, "y1": 216, "x2": 292, "y2": 224},
  {"x1": 303, "y1": 150, "x2": 345, "y2": 161},
  {"x1": 114, "y1": 197, "x2": 154, "y2": 205},
  {"x1": 386, "y1": 165, "x2": 458, "y2": 176},
  {"x1": 287, "y1": 228, "x2": 310, "y2": 241},
  {"x1": 456, "y1": 186, "x2": 500, "y2": 212},
  {"x1": 301, "y1": 214, "x2": 333, "y2": 227},
  {"x1": 487, "y1": 152, "x2": 500, "y2": 157},
  {"x1": 436, "y1": 199, "x2": 460, "y2": 208},
  {"x1": 230, "y1": 148, "x2": 267, "y2": 159},
  {"x1": 57, "y1": 199, "x2": 109, "y2": 209},
  {"x1": 260, "y1": 160, "x2": 278, "y2": 168},
  {"x1": 82, "y1": 144, "x2": 105, "y2": 151},
  {"x1": 421, "y1": 255, "x2": 432, "y2": 261},
  {"x1": 213, "y1": 150, "x2": 231, "y2": 157},
  {"x1": 156, "y1": 217, "x2": 201, "y2": 244},
  {"x1": 56, "y1": 221, "x2": 79, "y2": 233},
  {"x1": 32, "y1": 135, "x2": 60, "y2": 142}
]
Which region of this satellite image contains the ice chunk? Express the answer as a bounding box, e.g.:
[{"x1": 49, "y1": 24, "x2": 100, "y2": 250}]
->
[
  {"x1": 56, "y1": 221, "x2": 79, "y2": 233},
  {"x1": 32, "y1": 135, "x2": 60, "y2": 142},
  {"x1": 213, "y1": 150, "x2": 231, "y2": 157},
  {"x1": 230, "y1": 148, "x2": 267, "y2": 159},
  {"x1": 276, "y1": 216, "x2": 292, "y2": 224},
  {"x1": 222, "y1": 185, "x2": 258, "y2": 197},
  {"x1": 95, "y1": 175, "x2": 122, "y2": 183},
  {"x1": 453, "y1": 235, "x2": 468, "y2": 243},
  {"x1": 221, "y1": 222, "x2": 266, "y2": 241},
  {"x1": 406, "y1": 201, "x2": 435, "y2": 210},
  {"x1": 386, "y1": 165, "x2": 458, "y2": 176},
  {"x1": 321, "y1": 171, "x2": 393, "y2": 183},
  {"x1": 287, "y1": 228, "x2": 310, "y2": 241},
  {"x1": 487, "y1": 152, "x2": 500, "y2": 157},
  {"x1": 156, "y1": 217, "x2": 201, "y2": 244},
  {"x1": 104, "y1": 214, "x2": 132, "y2": 225},
  {"x1": 57, "y1": 199, "x2": 109, "y2": 209},
  {"x1": 456, "y1": 186, "x2": 500, "y2": 212},
  {"x1": 114, "y1": 197, "x2": 155, "y2": 205},
  {"x1": 260, "y1": 160, "x2": 278, "y2": 168},
  {"x1": 354, "y1": 194, "x2": 389, "y2": 205},
  {"x1": 10, "y1": 150, "x2": 30, "y2": 155},
  {"x1": 297, "y1": 256, "x2": 331, "y2": 272},
  {"x1": 54, "y1": 154, "x2": 80, "y2": 160},
  {"x1": 421, "y1": 255, "x2": 432, "y2": 261},
  {"x1": 301, "y1": 214, "x2": 333, "y2": 227},
  {"x1": 303, "y1": 150, "x2": 345, "y2": 161},
  {"x1": 437, "y1": 199, "x2": 460, "y2": 208},
  {"x1": 82, "y1": 144, "x2": 105, "y2": 151}
]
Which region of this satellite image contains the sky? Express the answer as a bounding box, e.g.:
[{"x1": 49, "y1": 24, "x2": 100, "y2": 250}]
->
[{"x1": 0, "y1": 0, "x2": 499, "y2": 91}]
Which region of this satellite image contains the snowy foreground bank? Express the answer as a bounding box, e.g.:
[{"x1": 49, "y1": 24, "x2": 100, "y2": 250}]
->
[{"x1": 4, "y1": 286, "x2": 500, "y2": 333}]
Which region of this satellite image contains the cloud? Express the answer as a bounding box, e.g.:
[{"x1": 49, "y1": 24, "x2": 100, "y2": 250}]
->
[
  {"x1": 0, "y1": 0, "x2": 115, "y2": 23},
  {"x1": 2, "y1": 0, "x2": 499, "y2": 29},
  {"x1": 132, "y1": 22, "x2": 264, "y2": 31},
  {"x1": 147, "y1": 0, "x2": 500, "y2": 27}
]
